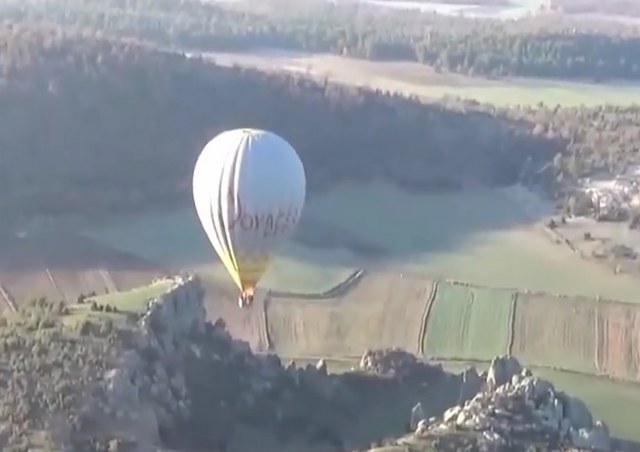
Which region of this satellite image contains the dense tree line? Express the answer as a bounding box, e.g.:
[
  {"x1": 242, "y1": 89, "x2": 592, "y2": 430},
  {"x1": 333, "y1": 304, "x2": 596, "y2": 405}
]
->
[
  {"x1": 4, "y1": 0, "x2": 640, "y2": 80},
  {"x1": 0, "y1": 297, "x2": 123, "y2": 451},
  {"x1": 504, "y1": 104, "x2": 640, "y2": 183},
  {"x1": 1, "y1": 22, "x2": 640, "y2": 227},
  {"x1": 0, "y1": 21, "x2": 558, "y2": 228}
]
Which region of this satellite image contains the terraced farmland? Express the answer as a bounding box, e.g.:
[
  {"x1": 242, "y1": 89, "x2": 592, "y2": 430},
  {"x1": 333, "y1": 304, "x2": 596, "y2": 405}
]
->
[
  {"x1": 422, "y1": 282, "x2": 515, "y2": 361},
  {"x1": 511, "y1": 293, "x2": 598, "y2": 375},
  {"x1": 266, "y1": 272, "x2": 434, "y2": 358},
  {"x1": 0, "y1": 271, "x2": 58, "y2": 308},
  {"x1": 0, "y1": 229, "x2": 166, "y2": 310}
]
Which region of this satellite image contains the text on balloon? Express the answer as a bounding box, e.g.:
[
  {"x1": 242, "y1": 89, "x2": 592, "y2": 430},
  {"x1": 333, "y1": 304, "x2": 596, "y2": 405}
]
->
[{"x1": 229, "y1": 200, "x2": 300, "y2": 237}]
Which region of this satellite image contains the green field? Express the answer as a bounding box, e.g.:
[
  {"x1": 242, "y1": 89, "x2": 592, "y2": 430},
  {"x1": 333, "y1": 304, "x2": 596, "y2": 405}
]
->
[
  {"x1": 90, "y1": 278, "x2": 173, "y2": 312},
  {"x1": 82, "y1": 208, "x2": 356, "y2": 294},
  {"x1": 423, "y1": 283, "x2": 514, "y2": 360},
  {"x1": 62, "y1": 279, "x2": 174, "y2": 327},
  {"x1": 193, "y1": 249, "x2": 356, "y2": 295},
  {"x1": 209, "y1": 51, "x2": 640, "y2": 107},
  {"x1": 309, "y1": 183, "x2": 640, "y2": 302},
  {"x1": 383, "y1": 76, "x2": 640, "y2": 107},
  {"x1": 534, "y1": 368, "x2": 640, "y2": 443}
]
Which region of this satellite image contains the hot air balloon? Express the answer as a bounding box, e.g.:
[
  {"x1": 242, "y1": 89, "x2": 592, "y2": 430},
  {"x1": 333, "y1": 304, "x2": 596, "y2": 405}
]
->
[{"x1": 193, "y1": 128, "x2": 306, "y2": 308}]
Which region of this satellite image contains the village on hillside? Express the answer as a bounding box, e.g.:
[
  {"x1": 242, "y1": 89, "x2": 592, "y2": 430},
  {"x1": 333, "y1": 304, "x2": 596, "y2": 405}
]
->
[{"x1": 549, "y1": 169, "x2": 640, "y2": 276}]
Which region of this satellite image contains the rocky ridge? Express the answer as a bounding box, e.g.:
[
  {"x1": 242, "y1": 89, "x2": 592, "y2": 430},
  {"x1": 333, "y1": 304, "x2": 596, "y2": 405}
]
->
[
  {"x1": 394, "y1": 356, "x2": 617, "y2": 451},
  {"x1": 52, "y1": 276, "x2": 629, "y2": 451}
]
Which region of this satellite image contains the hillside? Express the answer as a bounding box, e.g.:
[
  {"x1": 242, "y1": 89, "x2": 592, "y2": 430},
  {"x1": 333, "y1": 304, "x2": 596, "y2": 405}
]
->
[
  {"x1": 0, "y1": 20, "x2": 554, "y2": 228},
  {"x1": 3, "y1": 20, "x2": 640, "y2": 231},
  {"x1": 3, "y1": 10, "x2": 640, "y2": 452},
  {"x1": 0, "y1": 276, "x2": 628, "y2": 451}
]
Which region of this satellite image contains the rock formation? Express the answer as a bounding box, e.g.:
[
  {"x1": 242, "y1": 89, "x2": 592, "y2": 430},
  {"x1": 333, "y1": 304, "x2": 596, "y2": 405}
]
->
[
  {"x1": 400, "y1": 356, "x2": 617, "y2": 451},
  {"x1": 39, "y1": 275, "x2": 628, "y2": 452}
]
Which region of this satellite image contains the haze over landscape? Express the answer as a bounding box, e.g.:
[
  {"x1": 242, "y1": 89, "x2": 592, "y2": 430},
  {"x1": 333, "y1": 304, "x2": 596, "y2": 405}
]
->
[{"x1": 3, "y1": 0, "x2": 640, "y2": 450}]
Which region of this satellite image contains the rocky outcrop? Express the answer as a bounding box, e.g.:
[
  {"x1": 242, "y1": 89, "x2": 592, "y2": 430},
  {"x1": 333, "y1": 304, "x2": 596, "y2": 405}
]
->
[
  {"x1": 55, "y1": 278, "x2": 627, "y2": 452},
  {"x1": 68, "y1": 275, "x2": 386, "y2": 451},
  {"x1": 67, "y1": 275, "x2": 207, "y2": 451},
  {"x1": 358, "y1": 348, "x2": 443, "y2": 380},
  {"x1": 406, "y1": 355, "x2": 615, "y2": 451}
]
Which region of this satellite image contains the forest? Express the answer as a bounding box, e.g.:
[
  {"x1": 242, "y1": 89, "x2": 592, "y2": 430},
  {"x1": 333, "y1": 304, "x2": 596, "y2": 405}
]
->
[
  {"x1": 0, "y1": 22, "x2": 548, "y2": 226},
  {"x1": 1, "y1": 21, "x2": 640, "y2": 229},
  {"x1": 3, "y1": 0, "x2": 640, "y2": 80}
]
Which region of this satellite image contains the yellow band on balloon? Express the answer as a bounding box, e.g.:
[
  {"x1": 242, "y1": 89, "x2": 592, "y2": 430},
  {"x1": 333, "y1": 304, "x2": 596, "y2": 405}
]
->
[
  {"x1": 218, "y1": 251, "x2": 242, "y2": 289},
  {"x1": 234, "y1": 253, "x2": 272, "y2": 292}
]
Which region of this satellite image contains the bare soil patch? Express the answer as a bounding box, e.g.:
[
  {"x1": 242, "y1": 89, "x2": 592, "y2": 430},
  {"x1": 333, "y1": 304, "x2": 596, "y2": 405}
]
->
[{"x1": 512, "y1": 293, "x2": 598, "y2": 374}]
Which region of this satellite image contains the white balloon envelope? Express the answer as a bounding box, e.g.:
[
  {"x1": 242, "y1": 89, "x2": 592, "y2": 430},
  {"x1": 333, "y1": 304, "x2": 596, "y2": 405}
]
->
[{"x1": 192, "y1": 128, "x2": 306, "y2": 307}]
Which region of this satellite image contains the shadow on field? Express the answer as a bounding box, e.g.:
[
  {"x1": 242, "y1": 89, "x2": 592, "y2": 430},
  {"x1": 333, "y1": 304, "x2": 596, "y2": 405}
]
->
[
  {"x1": 279, "y1": 183, "x2": 552, "y2": 268},
  {"x1": 75, "y1": 182, "x2": 552, "y2": 274}
]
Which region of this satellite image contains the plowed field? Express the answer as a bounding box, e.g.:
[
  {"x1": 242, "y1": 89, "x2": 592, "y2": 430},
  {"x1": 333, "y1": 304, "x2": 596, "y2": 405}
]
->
[
  {"x1": 266, "y1": 272, "x2": 435, "y2": 358},
  {"x1": 512, "y1": 293, "x2": 597, "y2": 374},
  {"x1": 596, "y1": 302, "x2": 640, "y2": 380}
]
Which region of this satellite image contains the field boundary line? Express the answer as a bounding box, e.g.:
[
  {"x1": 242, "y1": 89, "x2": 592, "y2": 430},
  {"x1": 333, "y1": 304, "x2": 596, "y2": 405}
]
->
[
  {"x1": 262, "y1": 292, "x2": 273, "y2": 352},
  {"x1": 400, "y1": 269, "x2": 639, "y2": 308},
  {"x1": 269, "y1": 269, "x2": 365, "y2": 301},
  {"x1": 99, "y1": 268, "x2": 118, "y2": 293},
  {"x1": 268, "y1": 266, "x2": 637, "y2": 309},
  {"x1": 507, "y1": 292, "x2": 517, "y2": 356},
  {"x1": 418, "y1": 280, "x2": 438, "y2": 356},
  {"x1": 0, "y1": 284, "x2": 17, "y2": 312},
  {"x1": 45, "y1": 268, "x2": 68, "y2": 303},
  {"x1": 594, "y1": 303, "x2": 601, "y2": 373}
]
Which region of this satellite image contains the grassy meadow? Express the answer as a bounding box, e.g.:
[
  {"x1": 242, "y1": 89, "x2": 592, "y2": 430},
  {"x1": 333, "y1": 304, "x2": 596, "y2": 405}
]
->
[
  {"x1": 61, "y1": 278, "x2": 174, "y2": 328},
  {"x1": 82, "y1": 182, "x2": 640, "y2": 302},
  {"x1": 308, "y1": 182, "x2": 640, "y2": 302},
  {"x1": 81, "y1": 207, "x2": 357, "y2": 294},
  {"x1": 423, "y1": 283, "x2": 514, "y2": 361},
  {"x1": 534, "y1": 368, "x2": 640, "y2": 443}
]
